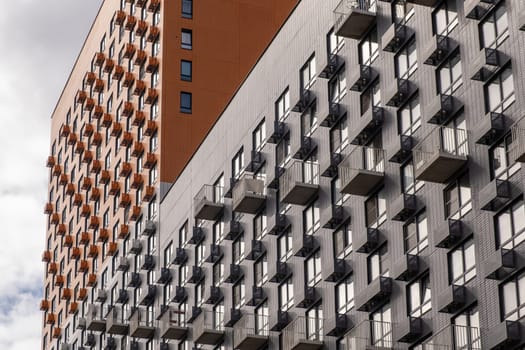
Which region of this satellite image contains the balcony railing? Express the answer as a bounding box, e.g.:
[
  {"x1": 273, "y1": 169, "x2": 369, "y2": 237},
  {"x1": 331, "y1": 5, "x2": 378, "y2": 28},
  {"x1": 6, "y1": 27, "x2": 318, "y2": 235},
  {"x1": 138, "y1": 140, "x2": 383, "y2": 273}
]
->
[
  {"x1": 232, "y1": 174, "x2": 266, "y2": 214},
  {"x1": 160, "y1": 308, "x2": 189, "y2": 340},
  {"x1": 282, "y1": 316, "x2": 324, "y2": 350},
  {"x1": 334, "y1": 0, "x2": 377, "y2": 40},
  {"x1": 339, "y1": 146, "x2": 385, "y2": 196},
  {"x1": 280, "y1": 159, "x2": 320, "y2": 205},
  {"x1": 192, "y1": 308, "x2": 225, "y2": 345},
  {"x1": 130, "y1": 307, "x2": 155, "y2": 339},
  {"x1": 413, "y1": 126, "x2": 468, "y2": 183},
  {"x1": 342, "y1": 319, "x2": 393, "y2": 349},
  {"x1": 421, "y1": 324, "x2": 481, "y2": 350},
  {"x1": 234, "y1": 313, "x2": 270, "y2": 350},
  {"x1": 106, "y1": 307, "x2": 129, "y2": 335},
  {"x1": 194, "y1": 184, "x2": 224, "y2": 220}
]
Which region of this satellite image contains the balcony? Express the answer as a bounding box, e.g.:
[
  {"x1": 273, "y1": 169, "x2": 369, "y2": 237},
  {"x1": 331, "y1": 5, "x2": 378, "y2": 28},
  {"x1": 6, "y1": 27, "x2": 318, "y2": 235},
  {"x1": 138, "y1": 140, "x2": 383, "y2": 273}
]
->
[
  {"x1": 423, "y1": 35, "x2": 457, "y2": 67},
  {"x1": 160, "y1": 309, "x2": 188, "y2": 340},
  {"x1": 334, "y1": 0, "x2": 377, "y2": 40},
  {"x1": 393, "y1": 254, "x2": 422, "y2": 282},
  {"x1": 395, "y1": 317, "x2": 429, "y2": 344},
  {"x1": 188, "y1": 226, "x2": 204, "y2": 245},
  {"x1": 475, "y1": 112, "x2": 505, "y2": 147},
  {"x1": 140, "y1": 254, "x2": 155, "y2": 271},
  {"x1": 471, "y1": 48, "x2": 509, "y2": 82},
  {"x1": 87, "y1": 273, "x2": 97, "y2": 286},
  {"x1": 233, "y1": 175, "x2": 266, "y2": 214},
  {"x1": 204, "y1": 286, "x2": 223, "y2": 304},
  {"x1": 103, "y1": 58, "x2": 114, "y2": 73},
  {"x1": 465, "y1": 0, "x2": 498, "y2": 20},
  {"x1": 420, "y1": 324, "x2": 480, "y2": 349},
  {"x1": 268, "y1": 213, "x2": 290, "y2": 235},
  {"x1": 247, "y1": 150, "x2": 265, "y2": 174},
  {"x1": 268, "y1": 120, "x2": 287, "y2": 144},
  {"x1": 188, "y1": 266, "x2": 204, "y2": 284},
  {"x1": 390, "y1": 193, "x2": 417, "y2": 222},
  {"x1": 234, "y1": 314, "x2": 269, "y2": 350},
  {"x1": 280, "y1": 160, "x2": 319, "y2": 205},
  {"x1": 343, "y1": 319, "x2": 393, "y2": 349},
  {"x1": 247, "y1": 286, "x2": 266, "y2": 307},
  {"x1": 50, "y1": 213, "x2": 60, "y2": 225},
  {"x1": 356, "y1": 228, "x2": 383, "y2": 253},
  {"x1": 326, "y1": 314, "x2": 352, "y2": 338},
  {"x1": 382, "y1": 22, "x2": 411, "y2": 53},
  {"x1": 485, "y1": 320, "x2": 522, "y2": 350},
  {"x1": 136, "y1": 19, "x2": 148, "y2": 36},
  {"x1": 117, "y1": 257, "x2": 129, "y2": 271},
  {"x1": 40, "y1": 299, "x2": 49, "y2": 311},
  {"x1": 349, "y1": 65, "x2": 377, "y2": 92},
  {"x1": 324, "y1": 258, "x2": 350, "y2": 283},
  {"x1": 282, "y1": 316, "x2": 324, "y2": 350},
  {"x1": 172, "y1": 286, "x2": 187, "y2": 303},
  {"x1": 407, "y1": 0, "x2": 441, "y2": 5},
  {"x1": 225, "y1": 264, "x2": 244, "y2": 284},
  {"x1": 148, "y1": 0, "x2": 161, "y2": 12},
  {"x1": 147, "y1": 26, "x2": 160, "y2": 42},
  {"x1": 321, "y1": 152, "x2": 343, "y2": 179},
  {"x1": 270, "y1": 310, "x2": 290, "y2": 332},
  {"x1": 55, "y1": 275, "x2": 65, "y2": 287},
  {"x1": 52, "y1": 164, "x2": 61, "y2": 177},
  {"x1": 437, "y1": 284, "x2": 469, "y2": 313},
  {"x1": 350, "y1": 106, "x2": 384, "y2": 146},
  {"x1": 292, "y1": 89, "x2": 316, "y2": 114},
  {"x1": 172, "y1": 247, "x2": 188, "y2": 265},
  {"x1": 435, "y1": 218, "x2": 465, "y2": 249},
  {"x1": 106, "y1": 307, "x2": 129, "y2": 335},
  {"x1": 69, "y1": 302, "x2": 78, "y2": 314},
  {"x1": 144, "y1": 152, "x2": 157, "y2": 169},
  {"x1": 484, "y1": 248, "x2": 519, "y2": 280},
  {"x1": 246, "y1": 240, "x2": 265, "y2": 261},
  {"x1": 145, "y1": 88, "x2": 158, "y2": 104},
  {"x1": 269, "y1": 261, "x2": 291, "y2": 283},
  {"x1": 130, "y1": 308, "x2": 155, "y2": 339},
  {"x1": 356, "y1": 276, "x2": 392, "y2": 312},
  {"x1": 413, "y1": 126, "x2": 468, "y2": 183},
  {"x1": 78, "y1": 260, "x2": 89, "y2": 273},
  {"x1": 385, "y1": 78, "x2": 416, "y2": 108},
  {"x1": 128, "y1": 272, "x2": 141, "y2": 287},
  {"x1": 64, "y1": 235, "x2": 74, "y2": 247},
  {"x1": 87, "y1": 304, "x2": 106, "y2": 332},
  {"x1": 93, "y1": 78, "x2": 104, "y2": 93},
  {"x1": 78, "y1": 288, "x2": 88, "y2": 301},
  {"x1": 296, "y1": 286, "x2": 320, "y2": 309},
  {"x1": 389, "y1": 134, "x2": 414, "y2": 164},
  {"x1": 293, "y1": 136, "x2": 317, "y2": 160},
  {"x1": 130, "y1": 206, "x2": 142, "y2": 221},
  {"x1": 130, "y1": 239, "x2": 142, "y2": 255},
  {"x1": 84, "y1": 98, "x2": 95, "y2": 111},
  {"x1": 294, "y1": 234, "x2": 318, "y2": 258},
  {"x1": 52, "y1": 327, "x2": 61, "y2": 339},
  {"x1": 319, "y1": 53, "x2": 344, "y2": 80},
  {"x1": 70, "y1": 247, "x2": 81, "y2": 260},
  {"x1": 82, "y1": 150, "x2": 93, "y2": 163},
  {"x1": 146, "y1": 57, "x2": 159, "y2": 73},
  {"x1": 42, "y1": 250, "x2": 51, "y2": 262},
  {"x1": 192, "y1": 308, "x2": 225, "y2": 345},
  {"x1": 92, "y1": 132, "x2": 102, "y2": 146},
  {"x1": 320, "y1": 101, "x2": 346, "y2": 129},
  {"x1": 121, "y1": 131, "x2": 133, "y2": 147},
  {"x1": 94, "y1": 52, "x2": 105, "y2": 66},
  {"x1": 46, "y1": 156, "x2": 55, "y2": 168},
  {"x1": 157, "y1": 267, "x2": 172, "y2": 284},
  {"x1": 511, "y1": 123, "x2": 525, "y2": 163},
  {"x1": 113, "y1": 65, "x2": 124, "y2": 79},
  {"x1": 339, "y1": 146, "x2": 385, "y2": 196},
  {"x1": 480, "y1": 179, "x2": 511, "y2": 211}
]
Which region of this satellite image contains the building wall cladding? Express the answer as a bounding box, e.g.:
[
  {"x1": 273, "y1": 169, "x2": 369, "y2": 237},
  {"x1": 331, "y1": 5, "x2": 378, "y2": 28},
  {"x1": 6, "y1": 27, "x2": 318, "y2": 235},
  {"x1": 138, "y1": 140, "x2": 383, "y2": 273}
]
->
[{"x1": 47, "y1": 0, "x2": 525, "y2": 349}]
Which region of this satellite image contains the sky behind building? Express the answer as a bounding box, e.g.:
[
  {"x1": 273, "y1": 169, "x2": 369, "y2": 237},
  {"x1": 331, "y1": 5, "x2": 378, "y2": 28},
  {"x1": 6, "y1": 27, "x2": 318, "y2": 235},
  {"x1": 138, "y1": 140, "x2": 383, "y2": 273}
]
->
[{"x1": 0, "y1": 2, "x2": 102, "y2": 348}]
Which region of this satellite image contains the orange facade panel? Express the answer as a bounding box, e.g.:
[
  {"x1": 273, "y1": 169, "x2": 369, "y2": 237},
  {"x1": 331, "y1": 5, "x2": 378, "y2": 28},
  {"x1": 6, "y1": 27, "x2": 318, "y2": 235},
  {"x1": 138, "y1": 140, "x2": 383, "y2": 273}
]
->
[
  {"x1": 94, "y1": 52, "x2": 105, "y2": 66},
  {"x1": 100, "y1": 170, "x2": 111, "y2": 184},
  {"x1": 78, "y1": 259, "x2": 89, "y2": 273},
  {"x1": 125, "y1": 15, "x2": 136, "y2": 30},
  {"x1": 56, "y1": 224, "x2": 67, "y2": 236},
  {"x1": 60, "y1": 124, "x2": 70, "y2": 137},
  {"x1": 145, "y1": 88, "x2": 158, "y2": 104},
  {"x1": 135, "y1": 49, "x2": 147, "y2": 65},
  {"x1": 103, "y1": 58, "x2": 114, "y2": 73},
  {"x1": 102, "y1": 113, "x2": 113, "y2": 128},
  {"x1": 123, "y1": 43, "x2": 136, "y2": 59},
  {"x1": 84, "y1": 71, "x2": 96, "y2": 85},
  {"x1": 108, "y1": 242, "x2": 118, "y2": 256},
  {"x1": 143, "y1": 185, "x2": 155, "y2": 202},
  {"x1": 63, "y1": 235, "x2": 74, "y2": 247},
  {"x1": 136, "y1": 20, "x2": 148, "y2": 36},
  {"x1": 131, "y1": 142, "x2": 144, "y2": 157},
  {"x1": 115, "y1": 10, "x2": 126, "y2": 25},
  {"x1": 132, "y1": 110, "x2": 145, "y2": 126},
  {"x1": 54, "y1": 275, "x2": 64, "y2": 287},
  {"x1": 50, "y1": 213, "x2": 60, "y2": 225},
  {"x1": 69, "y1": 302, "x2": 78, "y2": 314},
  {"x1": 89, "y1": 216, "x2": 100, "y2": 230},
  {"x1": 65, "y1": 183, "x2": 75, "y2": 196},
  {"x1": 143, "y1": 153, "x2": 157, "y2": 169},
  {"x1": 87, "y1": 273, "x2": 97, "y2": 287},
  {"x1": 80, "y1": 204, "x2": 91, "y2": 218},
  {"x1": 71, "y1": 247, "x2": 81, "y2": 260},
  {"x1": 82, "y1": 150, "x2": 93, "y2": 163},
  {"x1": 98, "y1": 229, "x2": 109, "y2": 242},
  {"x1": 76, "y1": 90, "x2": 87, "y2": 104},
  {"x1": 59, "y1": 174, "x2": 68, "y2": 186},
  {"x1": 120, "y1": 162, "x2": 132, "y2": 177},
  {"x1": 119, "y1": 224, "x2": 130, "y2": 239},
  {"x1": 46, "y1": 156, "x2": 55, "y2": 168},
  {"x1": 131, "y1": 174, "x2": 143, "y2": 189},
  {"x1": 134, "y1": 80, "x2": 146, "y2": 95},
  {"x1": 144, "y1": 120, "x2": 157, "y2": 136},
  {"x1": 42, "y1": 250, "x2": 51, "y2": 262},
  {"x1": 61, "y1": 288, "x2": 72, "y2": 300},
  {"x1": 120, "y1": 193, "x2": 132, "y2": 208},
  {"x1": 130, "y1": 206, "x2": 141, "y2": 221},
  {"x1": 48, "y1": 262, "x2": 58, "y2": 274},
  {"x1": 148, "y1": 0, "x2": 160, "y2": 12},
  {"x1": 145, "y1": 56, "x2": 159, "y2": 73},
  {"x1": 113, "y1": 65, "x2": 124, "y2": 80},
  {"x1": 40, "y1": 299, "x2": 50, "y2": 311},
  {"x1": 147, "y1": 26, "x2": 160, "y2": 42},
  {"x1": 90, "y1": 188, "x2": 101, "y2": 202},
  {"x1": 78, "y1": 288, "x2": 88, "y2": 301},
  {"x1": 73, "y1": 194, "x2": 83, "y2": 206},
  {"x1": 44, "y1": 203, "x2": 53, "y2": 215},
  {"x1": 87, "y1": 245, "x2": 98, "y2": 258},
  {"x1": 46, "y1": 313, "x2": 56, "y2": 325},
  {"x1": 122, "y1": 101, "x2": 134, "y2": 117},
  {"x1": 121, "y1": 131, "x2": 133, "y2": 147},
  {"x1": 111, "y1": 122, "x2": 122, "y2": 137},
  {"x1": 80, "y1": 232, "x2": 90, "y2": 245},
  {"x1": 93, "y1": 78, "x2": 105, "y2": 93},
  {"x1": 92, "y1": 132, "x2": 103, "y2": 146},
  {"x1": 93, "y1": 105, "x2": 104, "y2": 119}
]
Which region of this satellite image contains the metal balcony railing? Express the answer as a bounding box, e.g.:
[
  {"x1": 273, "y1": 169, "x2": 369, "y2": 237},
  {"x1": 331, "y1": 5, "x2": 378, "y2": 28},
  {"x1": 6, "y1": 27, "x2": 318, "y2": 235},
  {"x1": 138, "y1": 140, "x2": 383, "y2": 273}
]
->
[
  {"x1": 420, "y1": 324, "x2": 481, "y2": 349},
  {"x1": 232, "y1": 174, "x2": 266, "y2": 214},
  {"x1": 280, "y1": 159, "x2": 320, "y2": 205},
  {"x1": 194, "y1": 184, "x2": 224, "y2": 220},
  {"x1": 282, "y1": 316, "x2": 324, "y2": 350},
  {"x1": 334, "y1": 0, "x2": 377, "y2": 39},
  {"x1": 342, "y1": 319, "x2": 393, "y2": 349},
  {"x1": 234, "y1": 313, "x2": 270, "y2": 350},
  {"x1": 339, "y1": 146, "x2": 385, "y2": 196}
]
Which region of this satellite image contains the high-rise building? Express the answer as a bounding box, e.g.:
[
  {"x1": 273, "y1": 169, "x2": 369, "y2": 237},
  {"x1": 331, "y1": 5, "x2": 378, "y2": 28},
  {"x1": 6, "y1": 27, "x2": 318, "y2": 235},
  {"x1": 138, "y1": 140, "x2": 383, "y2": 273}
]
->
[
  {"x1": 43, "y1": 0, "x2": 525, "y2": 349},
  {"x1": 40, "y1": 0, "x2": 297, "y2": 348}
]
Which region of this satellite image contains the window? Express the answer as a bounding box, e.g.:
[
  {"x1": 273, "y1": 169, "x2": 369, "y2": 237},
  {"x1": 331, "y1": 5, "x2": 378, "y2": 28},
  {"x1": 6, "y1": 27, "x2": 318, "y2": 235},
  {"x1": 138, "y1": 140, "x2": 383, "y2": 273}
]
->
[
  {"x1": 407, "y1": 274, "x2": 431, "y2": 317},
  {"x1": 233, "y1": 279, "x2": 246, "y2": 309},
  {"x1": 365, "y1": 189, "x2": 386, "y2": 229},
  {"x1": 213, "y1": 303, "x2": 225, "y2": 330},
  {"x1": 328, "y1": 28, "x2": 344, "y2": 55},
  {"x1": 300, "y1": 54, "x2": 317, "y2": 92},
  {"x1": 213, "y1": 219, "x2": 225, "y2": 245},
  {"x1": 196, "y1": 243, "x2": 206, "y2": 267},
  {"x1": 305, "y1": 305, "x2": 323, "y2": 341},
  {"x1": 401, "y1": 160, "x2": 423, "y2": 194},
  {"x1": 254, "y1": 212, "x2": 267, "y2": 240},
  {"x1": 330, "y1": 115, "x2": 348, "y2": 153},
  {"x1": 279, "y1": 278, "x2": 294, "y2": 311},
  {"x1": 306, "y1": 251, "x2": 322, "y2": 287},
  {"x1": 490, "y1": 133, "x2": 520, "y2": 180},
  {"x1": 371, "y1": 305, "x2": 392, "y2": 346},
  {"x1": 453, "y1": 305, "x2": 481, "y2": 349},
  {"x1": 449, "y1": 238, "x2": 476, "y2": 285},
  {"x1": 404, "y1": 211, "x2": 428, "y2": 255},
  {"x1": 496, "y1": 199, "x2": 525, "y2": 249},
  {"x1": 368, "y1": 244, "x2": 389, "y2": 282},
  {"x1": 254, "y1": 255, "x2": 268, "y2": 286},
  {"x1": 392, "y1": 0, "x2": 414, "y2": 24},
  {"x1": 232, "y1": 235, "x2": 245, "y2": 264},
  {"x1": 181, "y1": 29, "x2": 192, "y2": 49},
  {"x1": 444, "y1": 173, "x2": 472, "y2": 220},
  {"x1": 336, "y1": 275, "x2": 354, "y2": 314},
  {"x1": 437, "y1": 51, "x2": 462, "y2": 95},
  {"x1": 329, "y1": 68, "x2": 347, "y2": 103},
  {"x1": 398, "y1": 95, "x2": 421, "y2": 136},
  {"x1": 433, "y1": 0, "x2": 458, "y2": 36},
  {"x1": 301, "y1": 104, "x2": 317, "y2": 137},
  {"x1": 164, "y1": 243, "x2": 173, "y2": 267},
  {"x1": 501, "y1": 270, "x2": 525, "y2": 321},
  {"x1": 180, "y1": 92, "x2": 192, "y2": 113},
  {"x1": 278, "y1": 230, "x2": 293, "y2": 262},
  {"x1": 334, "y1": 224, "x2": 352, "y2": 259},
  {"x1": 232, "y1": 148, "x2": 244, "y2": 179},
  {"x1": 276, "y1": 133, "x2": 291, "y2": 166},
  {"x1": 359, "y1": 28, "x2": 378, "y2": 66},
  {"x1": 275, "y1": 89, "x2": 290, "y2": 121},
  {"x1": 253, "y1": 119, "x2": 266, "y2": 151},
  {"x1": 179, "y1": 221, "x2": 189, "y2": 247},
  {"x1": 480, "y1": 4, "x2": 509, "y2": 49},
  {"x1": 485, "y1": 66, "x2": 515, "y2": 113},
  {"x1": 395, "y1": 39, "x2": 417, "y2": 79},
  {"x1": 195, "y1": 282, "x2": 204, "y2": 307},
  {"x1": 360, "y1": 79, "x2": 380, "y2": 116},
  {"x1": 181, "y1": 60, "x2": 192, "y2": 81},
  {"x1": 182, "y1": 0, "x2": 192, "y2": 18},
  {"x1": 255, "y1": 302, "x2": 269, "y2": 335},
  {"x1": 213, "y1": 259, "x2": 225, "y2": 286},
  {"x1": 303, "y1": 200, "x2": 320, "y2": 236}
]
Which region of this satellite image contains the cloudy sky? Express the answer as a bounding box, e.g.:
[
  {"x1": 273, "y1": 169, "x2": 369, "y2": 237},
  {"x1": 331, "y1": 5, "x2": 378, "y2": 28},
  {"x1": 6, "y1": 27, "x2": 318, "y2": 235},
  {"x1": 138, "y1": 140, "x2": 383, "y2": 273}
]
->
[{"x1": 0, "y1": 1, "x2": 102, "y2": 348}]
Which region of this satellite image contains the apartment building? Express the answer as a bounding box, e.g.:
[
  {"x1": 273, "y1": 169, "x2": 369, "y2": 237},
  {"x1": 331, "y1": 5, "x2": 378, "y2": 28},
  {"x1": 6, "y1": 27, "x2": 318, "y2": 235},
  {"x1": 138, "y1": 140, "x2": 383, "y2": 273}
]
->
[
  {"x1": 43, "y1": 0, "x2": 525, "y2": 349},
  {"x1": 39, "y1": 0, "x2": 298, "y2": 349}
]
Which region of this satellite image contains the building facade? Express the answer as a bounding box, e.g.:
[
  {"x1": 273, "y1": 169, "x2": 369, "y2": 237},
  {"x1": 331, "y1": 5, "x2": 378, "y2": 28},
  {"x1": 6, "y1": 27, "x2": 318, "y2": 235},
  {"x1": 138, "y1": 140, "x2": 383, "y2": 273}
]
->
[
  {"x1": 40, "y1": 0, "x2": 298, "y2": 349},
  {"x1": 43, "y1": 0, "x2": 525, "y2": 349}
]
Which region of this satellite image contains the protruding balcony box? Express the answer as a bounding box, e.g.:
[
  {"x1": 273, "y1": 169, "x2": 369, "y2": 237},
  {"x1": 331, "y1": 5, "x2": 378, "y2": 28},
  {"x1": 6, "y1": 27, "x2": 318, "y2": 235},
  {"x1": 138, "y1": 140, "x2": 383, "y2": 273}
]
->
[
  {"x1": 106, "y1": 307, "x2": 129, "y2": 335},
  {"x1": 268, "y1": 120, "x2": 287, "y2": 144},
  {"x1": 87, "y1": 304, "x2": 106, "y2": 332},
  {"x1": 270, "y1": 310, "x2": 290, "y2": 332},
  {"x1": 130, "y1": 308, "x2": 155, "y2": 339},
  {"x1": 437, "y1": 284, "x2": 469, "y2": 313},
  {"x1": 188, "y1": 226, "x2": 204, "y2": 245},
  {"x1": 294, "y1": 234, "x2": 318, "y2": 258},
  {"x1": 351, "y1": 107, "x2": 384, "y2": 146},
  {"x1": 268, "y1": 165, "x2": 285, "y2": 189},
  {"x1": 247, "y1": 286, "x2": 266, "y2": 307},
  {"x1": 389, "y1": 134, "x2": 414, "y2": 164},
  {"x1": 84, "y1": 333, "x2": 96, "y2": 346},
  {"x1": 382, "y1": 23, "x2": 410, "y2": 53},
  {"x1": 465, "y1": 0, "x2": 494, "y2": 20},
  {"x1": 204, "y1": 286, "x2": 223, "y2": 304},
  {"x1": 96, "y1": 289, "x2": 107, "y2": 302},
  {"x1": 395, "y1": 317, "x2": 429, "y2": 344},
  {"x1": 282, "y1": 316, "x2": 324, "y2": 350},
  {"x1": 52, "y1": 327, "x2": 61, "y2": 339},
  {"x1": 511, "y1": 123, "x2": 525, "y2": 163},
  {"x1": 292, "y1": 89, "x2": 316, "y2": 113},
  {"x1": 407, "y1": 0, "x2": 441, "y2": 6},
  {"x1": 160, "y1": 308, "x2": 188, "y2": 340},
  {"x1": 344, "y1": 319, "x2": 393, "y2": 349},
  {"x1": 130, "y1": 239, "x2": 142, "y2": 254},
  {"x1": 268, "y1": 213, "x2": 290, "y2": 235},
  {"x1": 322, "y1": 204, "x2": 346, "y2": 229},
  {"x1": 225, "y1": 264, "x2": 244, "y2": 284},
  {"x1": 334, "y1": 0, "x2": 377, "y2": 40},
  {"x1": 225, "y1": 308, "x2": 242, "y2": 327},
  {"x1": 247, "y1": 150, "x2": 265, "y2": 174},
  {"x1": 339, "y1": 145, "x2": 385, "y2": 196},
  {"x1": 139, "y1": 285, "x2": 156, "y2": 306},
  {"x1": 246, "y1": 239, "x2": 265, "y2": 261},
  {"x1": 321, "y1": 152, "x2": 343, "y2": 178},
  {"x1": 421, "y1": 323, "x2": 481, "y2": 349},
  {"x1": 435, "y1": 218, "x2": 464, "y2": 249},
  {"x1": 480, "y1": 179, "x2": 511, "y2": 211},
  {"x1": 172, "y1": 247, "x2": 188, "y2": 265},
  {"x1": 234, "y1": 313, "x2": 269, "y2": 350},
  {"x1": 232, "y1": 174, "x2": 266, "y2": 214},
  {"x1": 280, "y1": 160, "x2": 320, "y2": 205},
  {"x1": 423, "y1": 35, "x2": 457, "y2": 66},
  {"x1": 349, "y1": 65, "x2": 377, "y2": 92},
  {"x1": 319, "y1": 53, "x2": 344, "y2": 80},
  {"x1": 296, "y1": 286, "x2": 320, "y2": 308},
  {"x1": 225, "y1": 220, "x2": 243, "y2": 240},
  {"x1": 385, "y1": 78, "x2": 416, "y2": 108},
  {"x1": 148, "y1": 0, "x2": 161, "y2": 12},
  {"x1": 320, "y1": 101, "x2": 345, "y2": 128},
  {"x1": 356, "y1": 228, "x2": 384, "y2": 253},
  {"x1": 326, "y1": 313, "x2": 351, "y2": 337},
  {"x1": 42, "y1": 250, "x2": 52, "y2": 262},
  {"x1": 146, "y1": 57, "x2": 159, "y2": 73},
  {"x1": 471, "y1": 48, "x2": 509, "y2": 82},
  {"x1": 141, "y1": 220, "x2": 156, "y2": 236},
  {"x1": 128, "y1": 272, "x2": 141, "y2": 287},
  {"x1": 205, "y1": 244, "x2": 223, "y2": 263},
  {"x1": 293, "y1": 136, "x2": 317, "y2": 161},
  {"x1": 46, "y1": 155, "x2": 56, "y2": 168},
  {"x1": 475, "y1": 112, "x2": 506, "y2": 146},
  {"x1": 414, "y1": 126, "x2": 468, "y2": 183},
  {"x1": 157, "y1": 267, "x2": 172, "y2": 284},
  {"x1": 40, "y1": 299, "x2": 50, "y2": 311},
  {"x1": 172, "y1": 286, "x2": 187, "y2": 303},
  {"x1": 356, "y1": 276, "x2": 393, "y2": 312},
  {"x1": 324, "y1": 258, "x2": 350, "y2": 283},
  {"x1": 390, "y1": 193, "x2": 417, "y2": 222},
  {"x1": 117, "y1": 257, "x2": 129, "y2": 272},
  {"x1": 393, "y1": 254, "x2": 422, "y2": 282},
  {"x1": 116, "y1": 289, "x2": 128, "y2": 304},
  {"x1": 46, "y1": 313, "x2": 56, "y2": 325},
  {"x1": 188, "y1": 266, "x2": 204, "y2": 284},
  {"x1": 484, "y1": 248, "x2": 518, "y2": 280},
  {"x1": 192, "y1": 308, "x2": 225, "y2": 345},
  {"x1": 485, "y1": 320, "x2": 523, "y2": 350},
  {"x1": 269, "y1": 261, "x2": 291, "y2": 283}
]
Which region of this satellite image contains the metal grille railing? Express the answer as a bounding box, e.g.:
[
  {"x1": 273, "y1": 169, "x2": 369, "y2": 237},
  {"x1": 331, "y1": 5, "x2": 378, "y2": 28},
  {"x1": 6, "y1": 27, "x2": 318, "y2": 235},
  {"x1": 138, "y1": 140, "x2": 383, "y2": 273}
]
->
[
  {"x1": 339, "y1": 146, "x2": 384, "y2": 182},
  {"x1": 194, "y1": 184, "x2": 224, "y2": 208},
  {"x1": 420, "y1": 324, "x2": 481, "y2": 349},
  {"x1": 234, "y1": 314, "x2": 269, "y2": 347},
  {"x1": 130, "y1": 307, "x2": 155, "y2": 328},
  {"x1": 280, "y1": 160, "x2": 320, "y2": 199},
  {"x1": 283, "y1": 316, "x2": 324, "y2": 350},
  {"x1": 342, "y1": 320, "x2": 393, "y2": 349},
  {"x1": 193, "y1": 309, "x2": 225, "y2": 331},
  {"x1": 232, "y1": 174, "x2": 266, "y2": 208},
  {"x1": 413, "y1": 127, "x2": 468, "y2": 172},
  {"x1": 510, "y1": 123, "x2": 525, "y2": 163}
]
